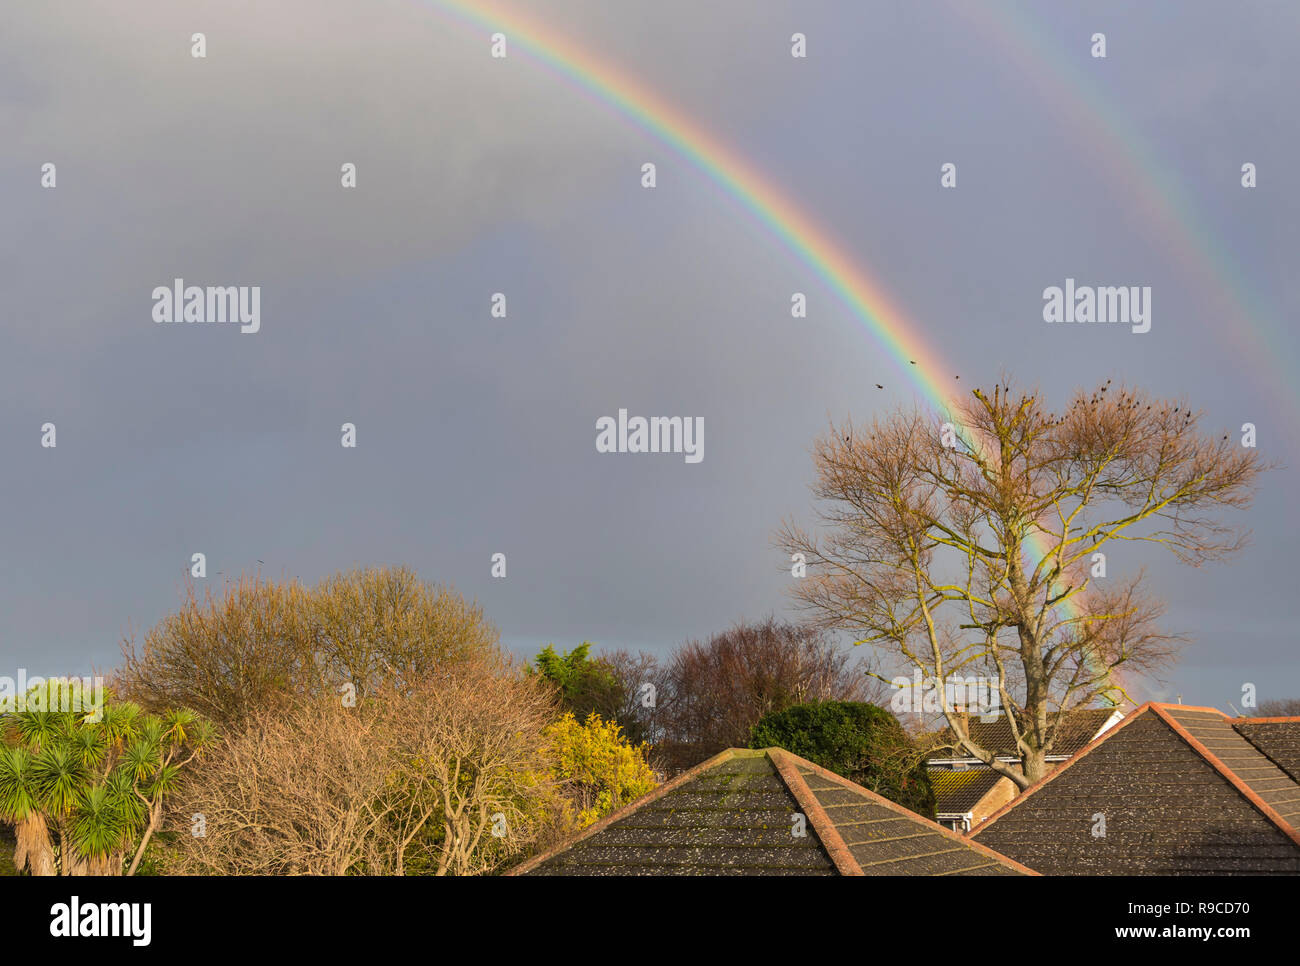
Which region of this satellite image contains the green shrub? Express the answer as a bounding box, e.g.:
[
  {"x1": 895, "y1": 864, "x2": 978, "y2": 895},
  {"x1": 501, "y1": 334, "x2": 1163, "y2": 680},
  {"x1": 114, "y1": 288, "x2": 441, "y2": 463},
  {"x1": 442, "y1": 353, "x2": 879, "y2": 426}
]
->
[{"x1": 750, "y1": 701, "x2": 935, "y2": 818}]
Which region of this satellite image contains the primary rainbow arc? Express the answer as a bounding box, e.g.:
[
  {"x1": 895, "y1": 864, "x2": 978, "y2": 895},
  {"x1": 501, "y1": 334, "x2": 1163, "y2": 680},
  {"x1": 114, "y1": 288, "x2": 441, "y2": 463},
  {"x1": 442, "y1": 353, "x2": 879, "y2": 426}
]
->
[{"x1": 425, "y1": 0, "x2": 1087, "y2": 627}]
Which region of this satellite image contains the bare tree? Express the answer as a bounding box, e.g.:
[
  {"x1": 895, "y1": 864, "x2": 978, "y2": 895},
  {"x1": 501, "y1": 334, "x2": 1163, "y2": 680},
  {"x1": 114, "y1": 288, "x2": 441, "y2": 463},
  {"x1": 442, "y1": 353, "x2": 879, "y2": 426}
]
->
[
  {"x1": 114, "y1": 575, "x2": 312, "y2": 728},
  {"x1": 116, "y1": 567, "x2": 498, "y2": 728},
  {"x1": 310, "y1": 567, "x2": 498, "y2": 699},
  {"x1": 650, "y1": 618, "x2": 879, "y2": 773},
  {"x1": 169, "y1": 694, "x2": 397, "y2": 875},
  {"x1": 780, "y1": 379, "x2": 1267, "y2": 787},
  {"x1": 386, "y1": 657, "x2": 561, "y2": 875},
  {"x1": 1257, "y1": 699, "x2": 1300, "y2": 717},
  {"x1": 167, "y1": 655, "x2": 561, "y2": 876},
  {"x1": 600, "y1": 648, "x2": 672, "y2": 750}
]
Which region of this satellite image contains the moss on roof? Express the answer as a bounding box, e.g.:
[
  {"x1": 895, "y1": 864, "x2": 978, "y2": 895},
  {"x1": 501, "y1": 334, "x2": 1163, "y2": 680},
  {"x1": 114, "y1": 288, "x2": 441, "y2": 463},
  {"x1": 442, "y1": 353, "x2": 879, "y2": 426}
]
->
[
  {"x1": 512, "y1": 747, "x2": 1031, "y2": 876},
  {"x1": 930, "y1": 768, "x2": 1006, "y2": 814},
  {"x1": 972, "y1": 704, "x2": 1300, "y2": 875}
]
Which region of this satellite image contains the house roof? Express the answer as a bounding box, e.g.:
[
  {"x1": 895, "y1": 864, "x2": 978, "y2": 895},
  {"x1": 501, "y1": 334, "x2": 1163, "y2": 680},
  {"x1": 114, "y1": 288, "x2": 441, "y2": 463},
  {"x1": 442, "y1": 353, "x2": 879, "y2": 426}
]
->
[
  {"x1": 970, "y1": 703, "x2": 1300, "y2": 875},
  {"x1": 1233, "y1": 717, "x2": 1300, "y2": 784},
  {"x1": 928, "y1": 707, "x2": 1119, "y2": 762},
  {"x1": 1160, "y1": 707, "x2": 1300, "y2": 828},
  {"x1": 509, "y1": 747, "x2": 1035, "y2": 876},
  {"x1": 930, "y1": 767, "x2": 1007, "y2": 815}
]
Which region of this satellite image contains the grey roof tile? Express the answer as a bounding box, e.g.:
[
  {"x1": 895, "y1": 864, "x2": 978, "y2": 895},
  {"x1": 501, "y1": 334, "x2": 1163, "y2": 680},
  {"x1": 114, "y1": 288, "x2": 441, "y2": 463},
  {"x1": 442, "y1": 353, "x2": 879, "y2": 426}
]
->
[
  {"x1": 1234, "y1": 719, "x2": 1300, "y2": 783},
  {"x1": 512, "y1": 748, "x2": 1032, "y2": 876},
  {"x1": 972, "y1": 705, "x2": 1300, "y2": 875}
]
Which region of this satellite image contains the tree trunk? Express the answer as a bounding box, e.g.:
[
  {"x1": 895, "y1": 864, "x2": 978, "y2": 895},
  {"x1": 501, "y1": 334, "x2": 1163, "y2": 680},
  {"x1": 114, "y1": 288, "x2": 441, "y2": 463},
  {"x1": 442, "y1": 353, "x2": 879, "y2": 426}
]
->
[
  {"x1": 14, "y1": 813, "x2": 57, "y2": 876},
  {"x1": 1020, "y1": 749, "x2": 1048, "y2": 786},
  {"x1": 126, "y1": 800, "x2": 163, "y2": 877},
  {"x1": 65, "y1": 850, "x2": 92, "y2": 876}
]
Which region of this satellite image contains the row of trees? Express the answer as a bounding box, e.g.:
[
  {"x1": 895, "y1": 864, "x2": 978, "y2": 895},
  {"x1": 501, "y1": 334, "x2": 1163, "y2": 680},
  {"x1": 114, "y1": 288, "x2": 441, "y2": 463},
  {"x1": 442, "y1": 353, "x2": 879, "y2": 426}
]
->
[
  {"x1": 531, "y1": 636, "x2": 936, "y2": 815},
  {"x1": 5, "y1": 569, "x2": 910, "y2": 876},
  {"x1": 174, "y1": 657, "x2": 565, "y2": 876},
  {"x1": 529, "y1": 618, "x2": 888, "y2": 775},
  {"x1": 115, "y1": 567, "x2": 499, "y2": 728},
  {"x1": 3, "y1": 568, "x2": 663, "y2": 876}
]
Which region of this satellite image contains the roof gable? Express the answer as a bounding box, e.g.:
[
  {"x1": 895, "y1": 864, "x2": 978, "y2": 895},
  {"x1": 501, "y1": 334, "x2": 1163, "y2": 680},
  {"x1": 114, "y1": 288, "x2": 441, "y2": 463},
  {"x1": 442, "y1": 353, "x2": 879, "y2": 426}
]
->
[
  {"x1": 511, "y1": 748, "x2": 1032, "y2": 876},
  {"x1": 971, "y1": 704, "x2": 1300, "y2": 875}
]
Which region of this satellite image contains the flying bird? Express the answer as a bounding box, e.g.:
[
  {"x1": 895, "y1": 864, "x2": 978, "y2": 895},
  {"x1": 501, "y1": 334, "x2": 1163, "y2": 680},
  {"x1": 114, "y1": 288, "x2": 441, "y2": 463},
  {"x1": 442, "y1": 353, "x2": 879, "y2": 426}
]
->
[{"x1": 875, "y1": 384, "x2": 884, "y2": 389}]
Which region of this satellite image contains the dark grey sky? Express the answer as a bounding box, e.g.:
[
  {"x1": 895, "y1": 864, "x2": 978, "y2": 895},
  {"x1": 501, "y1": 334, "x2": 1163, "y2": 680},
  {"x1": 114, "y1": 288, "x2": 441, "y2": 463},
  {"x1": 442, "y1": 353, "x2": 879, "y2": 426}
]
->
[{"x1": 3, "y1": 0, "x2": 1297, "y2": 709}]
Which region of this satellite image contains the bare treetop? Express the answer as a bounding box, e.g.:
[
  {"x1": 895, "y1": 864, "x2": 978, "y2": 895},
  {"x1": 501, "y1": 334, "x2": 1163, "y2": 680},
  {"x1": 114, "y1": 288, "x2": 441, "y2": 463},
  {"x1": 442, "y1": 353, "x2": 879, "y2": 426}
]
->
[{"x1": 780, "y1": 377, "x2": 1268, "y2": 787}]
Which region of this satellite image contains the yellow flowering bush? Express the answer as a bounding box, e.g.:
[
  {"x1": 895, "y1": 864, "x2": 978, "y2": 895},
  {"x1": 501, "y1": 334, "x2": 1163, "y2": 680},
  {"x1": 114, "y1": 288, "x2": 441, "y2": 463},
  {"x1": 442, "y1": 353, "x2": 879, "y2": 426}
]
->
[{"x1": 544, "y1": 712, "x2": 657, "y2": 829}]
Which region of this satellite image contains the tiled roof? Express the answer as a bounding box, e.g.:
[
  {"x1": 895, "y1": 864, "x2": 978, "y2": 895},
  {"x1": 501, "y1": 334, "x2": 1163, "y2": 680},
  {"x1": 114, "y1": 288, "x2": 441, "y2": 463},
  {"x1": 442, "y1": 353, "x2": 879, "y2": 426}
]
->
[
  {"x1": 928, "y1": 707, "x2": 1118, "y2": 761},
  {"x1": 1233, "y1": 718, "x2": 1300, "y2": 784},
  {"x1": 1160, "y1": 707, "x2": 1300, "y2": 828},
  {"x1": 971, "y1": 704, "x2": 1300, "y2": 875},
  {"x1": 510, "y1": 748, "x2": 1034, "y2": 876},
  {"x1": 930, "y1": 768, "x2": 1006, "y2": 815}
]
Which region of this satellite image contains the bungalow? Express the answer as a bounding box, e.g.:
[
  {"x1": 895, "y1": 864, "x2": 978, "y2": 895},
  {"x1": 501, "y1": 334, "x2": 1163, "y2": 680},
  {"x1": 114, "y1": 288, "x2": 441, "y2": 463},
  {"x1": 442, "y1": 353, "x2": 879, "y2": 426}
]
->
[
  {"x1": 509, "y1": 746, "x2": 1035, "y2": 876},
  {"x1": 970, "y1": 704, "x2": 1300, "y2": 875}
]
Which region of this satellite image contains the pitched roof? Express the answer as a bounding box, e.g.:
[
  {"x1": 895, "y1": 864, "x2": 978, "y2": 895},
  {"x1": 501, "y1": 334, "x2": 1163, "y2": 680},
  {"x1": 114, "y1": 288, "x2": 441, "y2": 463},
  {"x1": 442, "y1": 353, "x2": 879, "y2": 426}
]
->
[
  {"x1": 510, "y1": 747, "x2": 1035, "y2": 876},
  {"x1": 1233, "y1": 718, "x2": 1300, "y2": 784},
  {"x1": 1160, "y1": 707, "x2": 1300, "y2": 828},
  {"x1": 931, "y1": 767, "x2": 1007, "y2": 815},
  {"x1": 971, "y1": 704, "x2": 1300, "y2": 875},
  {"x1": 928, "y1": 707, "x2": 1118, "y2": 761}
]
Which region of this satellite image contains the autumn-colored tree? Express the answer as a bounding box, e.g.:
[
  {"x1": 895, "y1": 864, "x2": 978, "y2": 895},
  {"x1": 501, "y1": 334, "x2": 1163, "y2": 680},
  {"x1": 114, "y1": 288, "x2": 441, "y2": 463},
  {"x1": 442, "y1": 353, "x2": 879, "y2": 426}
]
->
[
  {"x1": 544, "y1": 712, "x2": 657, "y2": 828},
  {"x1": 780, "y1": 379, "x2": 1267, "y2": 788},
  {"x1": 310, "y1": 567, "x2": 498, "y2": 699},
  {"x1": 116, "y1": 566, "x2": 497, "y2": 728},
  {"x1": 389, "y1": 658, "x2": 561, "y2": 875},
  {"x1": 168, "y1": 654, "x2": 560, "y2": 876}
]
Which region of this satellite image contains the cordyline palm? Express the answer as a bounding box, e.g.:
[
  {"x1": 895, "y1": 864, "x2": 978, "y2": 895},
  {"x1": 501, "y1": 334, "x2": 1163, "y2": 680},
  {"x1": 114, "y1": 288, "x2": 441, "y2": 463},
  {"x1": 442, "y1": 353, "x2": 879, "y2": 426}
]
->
[
  {"x1": 123, "y1": 708, "x2": 212, "y2": 876},
  {"x1": 68, "y1": 782, "x2": 133, "y2": 875},
  {"x1": 0, "y1": 687, "x2": 210, "y2": 875},
  {"x1": 101, "y1": 701, "x2": 141, "y2": 749},
  {"x1": 1, "y1": 710, "x2": 86, "y2": 875},
  {"x1": 0, "y1": 745, "x2": 56, "y2": 875}
]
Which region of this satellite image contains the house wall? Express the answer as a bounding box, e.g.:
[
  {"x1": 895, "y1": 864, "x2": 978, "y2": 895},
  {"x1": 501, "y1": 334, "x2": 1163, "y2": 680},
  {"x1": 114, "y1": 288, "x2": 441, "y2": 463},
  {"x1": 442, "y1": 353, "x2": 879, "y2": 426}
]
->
[{"x1": 971, "y1": 776, "x2": 1018, "y2": 827}]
